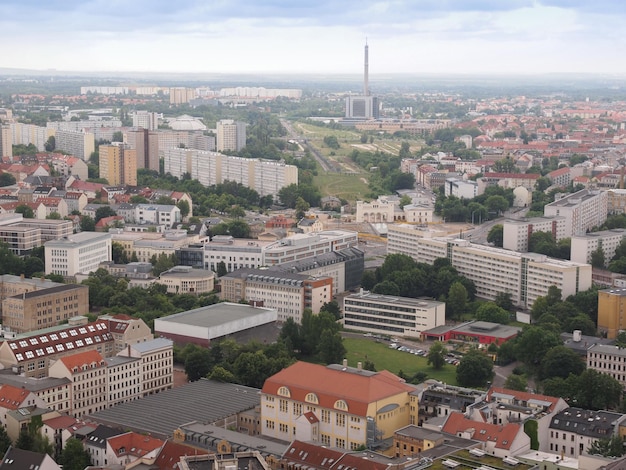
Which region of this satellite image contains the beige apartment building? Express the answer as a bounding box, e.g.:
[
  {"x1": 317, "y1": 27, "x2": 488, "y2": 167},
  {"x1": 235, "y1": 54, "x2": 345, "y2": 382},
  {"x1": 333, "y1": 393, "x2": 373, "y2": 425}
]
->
[
  {"x1": 570, "y1": 228, "x2": 626, "y2": 267},
  {"x1": 1, "y1": 284, "x2": 89, "y2": 333},
  {"x1": 502, "y1": 216, "x2": 568, "y2": 252},
  {"x1": 48, "y1": 349, "x2": 108, "y2": 418},
  {"x1": 117, "y1": 338, "x2": 173, "y2": 397},
  {"x1": 45, "y1": 232, "x2": 112, "y2": 277},
  {"x1": 216, "y1": 119, "x2": 246, "y2": 152},
  {"x1": 106, "y1": 355, "x2": 141, "y2": 407},
  {"x1": 99, "y1": 144, "x2": 137, "y2": 186}
]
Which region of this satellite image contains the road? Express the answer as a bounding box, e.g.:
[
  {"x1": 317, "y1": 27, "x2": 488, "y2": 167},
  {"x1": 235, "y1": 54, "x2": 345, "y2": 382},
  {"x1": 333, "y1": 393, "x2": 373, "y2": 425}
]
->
[{"x1": 280, "y1": 118, "x2": 336, "y2": 173}]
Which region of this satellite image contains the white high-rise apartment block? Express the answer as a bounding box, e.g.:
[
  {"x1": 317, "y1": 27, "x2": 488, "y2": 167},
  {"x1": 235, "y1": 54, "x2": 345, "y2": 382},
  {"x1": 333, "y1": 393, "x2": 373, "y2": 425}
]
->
[
  {"x1": 543, "y1": 189, "x2": 608, "y2": 237},
  {"x1": 52, "y1": 129, "x2": 95, "y2": 160},
  {"x1": 163, "y1": 148, "x2": 298, "y2": 197},
  {"x1": 387, "y1": 235, "x2": 591, "y2": 308},
  {"x1": 45, "y1": 232, "x2": 112, "y2": 276},
  {"x1": 10, "y1": 123, "x2": 49, "y2": 151},
  {"x1": 132, "y1": 111, "x2": 160, "y2": 131},
  {"x1": 0, "y1": 125, "x2": 12, "y2": 158},
  {"x1": 216, "y1": 119, "x2": 246, "y2": 152},
  {"x1": 502, "y1": 216, "x2": 568, "y2": 252},
  {"x1": 570, "y1": 229, "x2": 626, "y2": 266}
]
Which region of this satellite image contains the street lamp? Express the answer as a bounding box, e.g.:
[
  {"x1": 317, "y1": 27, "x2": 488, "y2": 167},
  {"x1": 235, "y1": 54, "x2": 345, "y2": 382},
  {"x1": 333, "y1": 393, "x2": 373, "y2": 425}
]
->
[{"x1": 471, "y1": 210, "x2": 482, "y2": 225}]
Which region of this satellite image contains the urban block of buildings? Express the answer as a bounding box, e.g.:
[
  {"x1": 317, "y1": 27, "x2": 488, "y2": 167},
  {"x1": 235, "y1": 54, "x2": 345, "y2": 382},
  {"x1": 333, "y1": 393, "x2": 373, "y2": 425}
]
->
[{"x1": 387, "y1": 235, "x2": 591, "y2": 308}]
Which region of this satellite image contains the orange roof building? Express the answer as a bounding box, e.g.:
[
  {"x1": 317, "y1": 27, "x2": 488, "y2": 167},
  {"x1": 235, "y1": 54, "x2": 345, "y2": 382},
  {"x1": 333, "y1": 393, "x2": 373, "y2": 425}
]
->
[
  {"x1": 107, "y1": 431, "x2": 164, "y2": 466},
  {"x1": 442, "y1": 412, "x2": 530, "y2": 458},
  {"x1": 261, "y1": 361, "x2": 418, "y2": 450}
]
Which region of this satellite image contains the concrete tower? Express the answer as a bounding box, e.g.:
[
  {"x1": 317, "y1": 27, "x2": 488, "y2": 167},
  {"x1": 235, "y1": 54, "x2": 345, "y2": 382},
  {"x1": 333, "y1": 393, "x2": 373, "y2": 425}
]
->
[{"x1": 364, "y1": 40, "x2": 370, "y2": 96}]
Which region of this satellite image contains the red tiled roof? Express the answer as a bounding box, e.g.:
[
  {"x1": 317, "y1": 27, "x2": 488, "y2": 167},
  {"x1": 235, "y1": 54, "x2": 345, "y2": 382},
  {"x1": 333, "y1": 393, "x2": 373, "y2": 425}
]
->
[
  {"x1": 58, "y1": 350, "x2": 105, "y2": 372},
  {"x1": 282, "y1": 441, "x2": 343, "y2": 468},
  {"x1": 261, "y1": 362, "x2": 414, "y2": 417},
  {"x1": 154, "y1": 440, "x2": 208, "y2": 470},
  {"x1": 0, "y1": 384, "x2": 31, "y2": 410},
  {"x1": 483, "y1": 173, "x2": 540, "y2": 180},
  {"x1": 4, "y1": 320, "x2": 112, "y2": 363},
  {"x1": 442, "y1": 412, "x2": 520, "y2": 449},
  {"x1": 43, "y1": 415, "x2": 82, "y2": 430},
  {"x1": 108, "y1": 432, "x2": 164, "y2": 458},
  {"x1": 302, "y1": 411, "x2": 319, "y2": 424},
  {"x1": 548, "y1": 167, "x2": 570, "y2": 178}
]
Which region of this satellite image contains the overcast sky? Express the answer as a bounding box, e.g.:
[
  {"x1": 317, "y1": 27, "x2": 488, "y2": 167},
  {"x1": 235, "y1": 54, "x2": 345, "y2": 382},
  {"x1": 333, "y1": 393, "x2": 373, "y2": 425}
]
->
[{"x1": 1, "y1": 1, "x2": 625, "y2": 76}]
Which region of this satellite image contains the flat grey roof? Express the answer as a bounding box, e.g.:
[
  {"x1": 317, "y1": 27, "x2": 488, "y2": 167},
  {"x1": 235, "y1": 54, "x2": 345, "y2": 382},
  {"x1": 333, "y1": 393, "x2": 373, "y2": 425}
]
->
[
  {"x1": 157, "y1": 302, "x2": 275, "y2": 328},
  {"x1": 453, "y1": 321, "x2": 522, "y2": 339},
  {"x1": 0, "y1": 371, "x2": 71, "y2": 392},
  {"x1": 132, "y1": 337, "x2": 172, "y2": 353},
  {"x1": 88, "y1": 379, "x2": 260, "y2": 440}
]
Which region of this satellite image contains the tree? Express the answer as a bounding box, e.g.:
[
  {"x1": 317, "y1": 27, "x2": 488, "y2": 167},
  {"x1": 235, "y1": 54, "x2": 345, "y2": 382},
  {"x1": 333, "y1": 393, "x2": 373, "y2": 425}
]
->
[
  {"x1": 485, "y1": 195, "x2": 509, "y2": 215},
  {"x1": 184, "y1": 347, "x2": 212, "y2": 381},
  {"x1": 456, "y1": 350, "x2": 494, "y2": 388},
  {"x1": 524, "y1": 420, "x2": 539, "y2": 450},
  {"x1": 15, "y1": 204, "x2": 34, "y2": 218},
  {"x1": 540, "y1": 346, "x2": 585, "y2": 380},
  {"x1": 60, "y1": 438, "x2": 92, "y2": 470},
  {"x1": 318, "y1": 329, "x2": 346, "y2": 365},
  {"x1": 590, "y1": 247, "x2": 606, "y2": 268},
  {"x1": 228, "y1": 220, "x2": 251, "y2": 238},
  {"x1": 0, "y1": 425, "x2": 11, "y2": 458},
  {"x1": 216, "y1": 261, "x2": 227, "y2": 277},
  {"x1": 44, "y1": 135, "x2": 56, "y2": 152},
  {"x1": 94, "y1": 205, "x2": 117, "y2": 223},
  {"x1": 0, "y1": 172, "x2": 16, "y2": 187},
  {"x1": 112, "y1": 131, "x2": 124, "y2": 142},
  {"x1": 446, "y1": 282, "x2": 468, "y2": 319},
  {"x1": 427, "y1": 341, "x2": 446, "y2": 370},
  {"x1": 209, "y1": 366, "x2": 236, "y2": 383},
  {"x1": 152, "y1": 253, "x2": 178, "y2": 276},
  {"x1": 487, "y1": 224, "x2": 503, "y2": 247},
  {"x1": 588, "y1": 436, "x2": 626, "y2": 458},
  {"x1": 515, "y1": 326, "x2": 561, "y2": 368},
  {"x1": 15, "y1": 428, "x2": 34, "y2": 451},
  {"x1": 323, "y1": 135, "x2": 340, "y2": 149},
  {"x1": 112, "y1": 243, "x2": 129, "y2": 265},
  {"x1": 504, "y1": 373, "x2": 528, "y2": 392},
  {"x1": 80, "y1": 215, "x2": 96, "y2": 232},
  {"x1": 495, "y1": 292, "x2": 515, "y2": 312},
  {"x1": 295, "y1": 197, "x2": 310, "y2": 220},
  {"x1": 574, "y1": 369, "x2": 623, "y2": 410},
  {"x1": 475, "y1": 302, "x2": 510, "y2": 324},
  {"x1": 177, "y1": 199, "x2": 190, "y2": 219},
  {"x1": 360, "y1": 133, "x2": 368, "y2": 144},
  {"x1": 46, "y1": 212, "x2": 61, "y2": 220}
]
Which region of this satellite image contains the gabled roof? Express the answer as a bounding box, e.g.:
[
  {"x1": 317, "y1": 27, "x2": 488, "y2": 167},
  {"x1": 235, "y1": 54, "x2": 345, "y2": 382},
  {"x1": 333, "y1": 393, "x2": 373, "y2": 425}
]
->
[
  {"x1": 57, "y1": 350, "x2": 105, "y2": 373},
  {"x1": 4, "y1": 320, "x2": 112, "y2": 364},
  {"x1": 86, "y1": 424, "x2": 125, "y2": 449},
  {"x1": 1, "y1": 446, "x2": 51, "y2": 470},
  {"x1": 43, "y1": 415, "x2": 83, "y2": 431},
  {"x1": 107, "y1": 431, "x2": 164, "y2": 458},
  {"x1": 0, "y1": 384, "x2": 31, "y2": 410},
  {"x1": 262, "y1": 362, "x2": 414, "y2": 417},
  {"x1": 154, "y1": 440, "x2": 208, "y2": 470},
  {"x1": 442, "y1": 412, "x2": 520, "y2": 450},
  {"x1": 482, "y1": 172, "x2": 540, "y2": 180}
]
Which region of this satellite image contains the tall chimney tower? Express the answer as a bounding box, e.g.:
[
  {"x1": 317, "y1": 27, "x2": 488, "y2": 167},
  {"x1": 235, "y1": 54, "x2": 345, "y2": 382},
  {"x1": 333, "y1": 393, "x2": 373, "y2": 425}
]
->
[{"x1": 364, "y1": 39, "x2": 369, "y2": 96}]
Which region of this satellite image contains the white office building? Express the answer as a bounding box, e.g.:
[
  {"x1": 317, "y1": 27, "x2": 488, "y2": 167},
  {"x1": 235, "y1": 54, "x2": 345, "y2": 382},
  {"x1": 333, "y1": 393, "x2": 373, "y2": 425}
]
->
[
  {"x1": 52, "y1": 129, "x2": 95, "y2": 160},
  {"x1": 45, "y1": 232, "x2": 112, "y2": 277},
  {"x1": 343, "y1": 290, "x2": 445, "y2": 338},
  {"x1": 444, "y1": 178, "x2": 478, "y2": 199},
  {"x1": 387, "y1": 235, "x2": 591, "y2": 308},
  {"x1": 543, "y1": 189, "x2": 608, "y2": 237},
  {"x1": 570, "y1": 229, "x2": 626, "y2": 267},
  {"x1": 502, "y1": 216, "x2": 568, "y2": 252}
]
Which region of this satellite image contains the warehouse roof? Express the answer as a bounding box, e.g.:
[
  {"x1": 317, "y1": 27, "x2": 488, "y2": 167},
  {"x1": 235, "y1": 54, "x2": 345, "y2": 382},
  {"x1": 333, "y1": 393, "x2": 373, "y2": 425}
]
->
[
  {"x1": 88, "y1": 379, "x2": 260, "y2": 439},
  {"x1": 156, "y1": 302, "x2": 275, "y2": 328}
]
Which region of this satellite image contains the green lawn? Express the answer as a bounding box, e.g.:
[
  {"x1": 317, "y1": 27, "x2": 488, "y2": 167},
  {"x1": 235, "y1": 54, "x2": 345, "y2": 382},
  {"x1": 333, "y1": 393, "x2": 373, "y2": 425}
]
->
[
  {"x1": 343, "y1": 338, "x2": 458, "y2": 385},
  {"x1": 313, "y1": 172, "x2": 370, "y2": 201}
]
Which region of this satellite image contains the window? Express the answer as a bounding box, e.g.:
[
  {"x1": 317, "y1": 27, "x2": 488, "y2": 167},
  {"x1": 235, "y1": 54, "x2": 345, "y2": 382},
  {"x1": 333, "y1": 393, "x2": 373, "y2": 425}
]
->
[
  {"x1": 336, "y1": 414, "x2": 346, "y2": 427},
  {"x1": 321, "y1": 410, "x2": 330, "y2": 423},
  {"x1": 279, "y1": 399, "x2": 288, "y2": 413}
]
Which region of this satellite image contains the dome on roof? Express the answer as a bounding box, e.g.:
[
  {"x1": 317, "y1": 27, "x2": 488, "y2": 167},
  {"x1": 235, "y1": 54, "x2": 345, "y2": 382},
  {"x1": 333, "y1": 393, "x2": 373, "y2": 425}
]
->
[{"x1": 168, "y1": 115, "x2": 207, "y2": 131}]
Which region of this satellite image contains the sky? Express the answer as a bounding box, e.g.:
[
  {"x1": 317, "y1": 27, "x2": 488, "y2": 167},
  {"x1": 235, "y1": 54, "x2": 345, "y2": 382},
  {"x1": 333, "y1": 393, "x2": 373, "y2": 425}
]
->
[{"x1": 1, "y1": 0, "x2": 626, "y2": 76}]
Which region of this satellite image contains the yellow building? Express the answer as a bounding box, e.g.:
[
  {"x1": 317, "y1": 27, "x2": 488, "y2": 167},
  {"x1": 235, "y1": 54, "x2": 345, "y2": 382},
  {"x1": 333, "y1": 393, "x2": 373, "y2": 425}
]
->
[
  {"x1": 99, "y1": 144, "x2": 137, "y2": 186},
  {"x1": 597, "y1": 288, "x2": 626, "y2": 339},
  {"x1": 260, "y1": 361, "x2": 418, "y2": 450}
]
